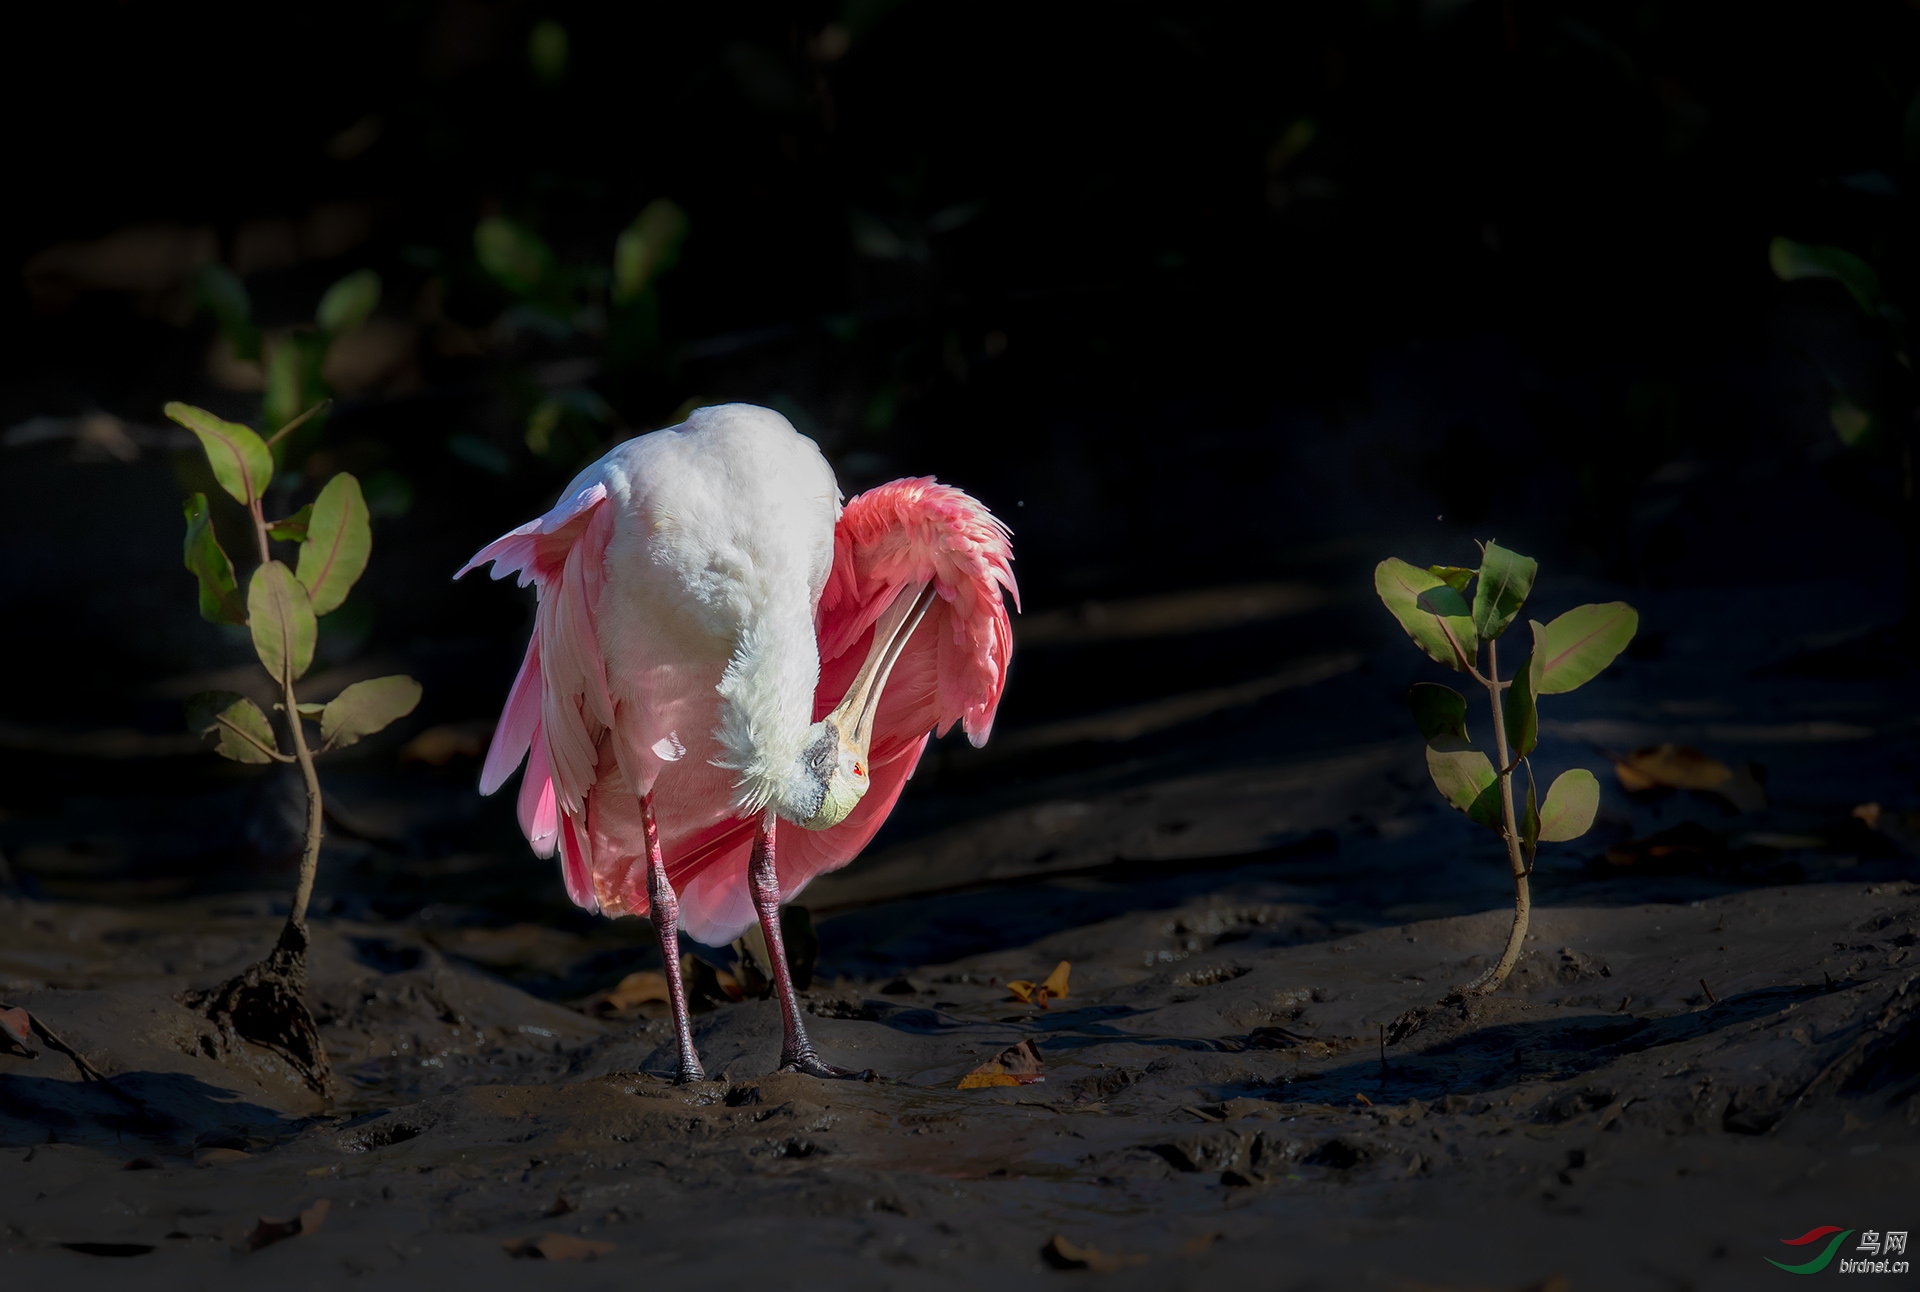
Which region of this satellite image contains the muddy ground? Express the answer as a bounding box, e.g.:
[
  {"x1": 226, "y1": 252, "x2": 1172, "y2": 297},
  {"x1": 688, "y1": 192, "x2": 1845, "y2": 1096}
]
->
[{"x1": 4, "y1": 575, "x2": 1919, "y2": 1290}]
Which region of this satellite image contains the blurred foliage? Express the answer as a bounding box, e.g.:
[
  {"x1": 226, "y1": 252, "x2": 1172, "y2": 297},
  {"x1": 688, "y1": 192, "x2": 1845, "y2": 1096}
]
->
[
  {"x1": 471, "y1": 197, "x2": 689, "y2": 466},
  {"x1": 196, "y1": 263, "x2": 383, "y2": 468},
  {"x1": 2, "y1": 0, "x2": 1917, "y2": 609}
]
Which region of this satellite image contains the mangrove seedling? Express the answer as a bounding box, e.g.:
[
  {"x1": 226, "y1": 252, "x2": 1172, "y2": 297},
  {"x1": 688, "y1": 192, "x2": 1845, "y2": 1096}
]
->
[
  {"x1": 1376, "y1": 543, "x2": 1636, "y2": 994},
  {"x1": 170, "y1": 399, "x2": 421, "y2": 1093}
]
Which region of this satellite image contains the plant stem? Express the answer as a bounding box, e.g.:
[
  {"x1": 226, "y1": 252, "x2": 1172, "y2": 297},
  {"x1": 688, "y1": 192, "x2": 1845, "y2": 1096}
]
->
[
  {"x1": 1465, "y1": 636, "x2": 1531, "y2": 995},
  {"x1": 264, "y1": 398, "x2": 332, "y2": 452},
  {"x1": 246, "y1": 502, "x2": 323, "y2": 932},
  {"x1": 281, "y1": 657, "x2": 324, "y2": 929},
  {"x1": 248, "y1": 498, "x2": 271, "y2": 565}
]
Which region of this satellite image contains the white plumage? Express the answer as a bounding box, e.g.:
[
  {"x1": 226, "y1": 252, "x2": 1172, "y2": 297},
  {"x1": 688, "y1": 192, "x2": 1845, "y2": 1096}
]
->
[{"x1": 592, "y1": 404, "x2": 841, "y2": 818}]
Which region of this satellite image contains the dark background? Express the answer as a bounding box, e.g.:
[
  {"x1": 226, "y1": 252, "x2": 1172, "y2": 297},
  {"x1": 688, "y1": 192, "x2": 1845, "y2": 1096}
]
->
[{"x1": 1, "y1": 1, "x2": 1915, "y2": 958}]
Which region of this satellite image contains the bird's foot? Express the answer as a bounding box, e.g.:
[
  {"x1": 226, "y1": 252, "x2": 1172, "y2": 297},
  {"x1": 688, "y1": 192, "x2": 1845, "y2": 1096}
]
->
[
  {"x1": 780, "y1": 1050, "x2": 874, "y2": 1081},
  {"x1": 673, "y1": 1061, "x2": 707, "y2": 1085}
]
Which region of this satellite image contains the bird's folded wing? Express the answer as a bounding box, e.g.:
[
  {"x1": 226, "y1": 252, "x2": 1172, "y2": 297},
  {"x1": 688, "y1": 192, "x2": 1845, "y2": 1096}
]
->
[
  {"x1": 663, "y1": 478, "x2": 1017, "y2": 942},
  {"x1": 459, "y1": 479, "x2": 616, "y2": 912}
]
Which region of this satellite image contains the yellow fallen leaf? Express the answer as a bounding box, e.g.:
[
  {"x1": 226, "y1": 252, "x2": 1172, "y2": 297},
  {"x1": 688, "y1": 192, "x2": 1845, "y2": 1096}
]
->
[
  {"x1": 1045, "y1": 1234, "x2": 1149, "y2": 1272},
  {"x1": 1006, "y1": 961, "x2": 1069, "y2": 1007},
  {"x1": 1614, "y1": 744, "x2": 1765, "y2": 813},
  {"x1": 957, "y1": 1071, "x2": 1021, "y2": 1089},
  {"x1": 605, "y1": 971, "x2": 670, "y2": 1008},
  {"x1": 504, "y1": 1233, "x2": 616, "y2": 1261},
  {"x1": 1614, "y1": 744, "x2": 1729, "y2": 791},
  {"x1": 958, "y1": 1038, "x2": 1044, "y2": 1088},
  {"x1": 194, "y1": 1147, "x2": 250, "y2": 1167},
  {"x1": 1042, "y1": 960, "x2": 1070, "y2": 998}
]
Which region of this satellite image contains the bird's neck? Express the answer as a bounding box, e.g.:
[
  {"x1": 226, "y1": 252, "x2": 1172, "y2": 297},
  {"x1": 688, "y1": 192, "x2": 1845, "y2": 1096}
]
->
[{"x1": 712, "y1": 589, "x2": 825, "y2": 820}]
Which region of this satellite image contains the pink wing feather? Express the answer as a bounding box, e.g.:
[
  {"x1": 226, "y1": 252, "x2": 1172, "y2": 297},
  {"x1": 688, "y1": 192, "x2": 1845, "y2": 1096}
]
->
[
  {"x1": 462, "y1": 474, "x2": 1015, "y2": 944},
  {"x1": 459, "y1": 479, "x2": 616, "y2": 914},
  {"x1": 661, "y1": 477, "x2": 1016, "y2": 940}
]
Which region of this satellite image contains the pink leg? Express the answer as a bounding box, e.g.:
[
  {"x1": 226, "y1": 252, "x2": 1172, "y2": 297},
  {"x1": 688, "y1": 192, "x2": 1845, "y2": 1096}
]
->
[
  {"x1": 750, "y1": 811, "x2": 871, "y2": 1079},
  {"x1": 644, "y1": 794, "x2": 704, "y2": 1084}
]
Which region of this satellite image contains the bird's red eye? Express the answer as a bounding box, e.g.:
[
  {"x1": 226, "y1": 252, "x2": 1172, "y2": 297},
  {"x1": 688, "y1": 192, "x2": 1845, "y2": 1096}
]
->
[{"x1": 853, "y1": 763, "x2": 864, "y2": 777}]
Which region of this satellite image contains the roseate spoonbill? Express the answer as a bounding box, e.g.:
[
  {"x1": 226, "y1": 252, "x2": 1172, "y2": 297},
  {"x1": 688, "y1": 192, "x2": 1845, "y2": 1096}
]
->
[{"x1": 460, "y1": 404, "x2": 1015, "y2": 1081}]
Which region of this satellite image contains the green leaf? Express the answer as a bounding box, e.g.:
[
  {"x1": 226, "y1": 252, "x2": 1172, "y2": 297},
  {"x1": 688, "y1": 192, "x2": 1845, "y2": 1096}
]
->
[
  {"x1": 1426, "y1": 735, "x2": 1500, "y2": 828},
  {"x1": 1375, "y1": 558, "x2": 1476, "y2": 672},
  {"x1": 248, "y1": 561, "x2": 317, "y2": 682},
  {"x1": 614, "y1": 199, "x2": 691, "y2": 303},
  {"x1": 296, "y1": 473, "x2": 372, "y2": 615},
  {"x1": 319, "y1": 675, "x2": 423, "y2": 751},
  {"x1": 1426, "y1": 565, "x2": 1475, "y2": 594},
  {"x1": 1466, "y1": 776, "x2": 1503, "y2": 830},
  {"x1": 265, "y1": 503, "x2": 313, "y2": 544},
  {"x1": 1537, "y1": 602, "x2": 1638, "y2": 694},
  {"x1": 186, "y1": 690, "x2": 278, "y2": 764},
  {"x1": 1503, "y1": 620, "x2": 1544, "y2": 759},
  {"x1": 195, "y1": 264, "x2": 261, "y2": 362},
  {"x1": 294, "y1": 702, "x2": 326, "y2": 718},
  {"x1": 475, "y1": 217, "x2": 557, "y2": 299},
  {"x1": 1414, "y1": 583, "x2": 1473, "y2": 618},
  {"x1": 1471, "y1": 541, "x2": 1537, "y2": 642},
  {"x1": 182, "y1": 493, "x2": 246, "y2": 625},
  {"x1": 1408, "y1": 683, "x2": 1468, "y2": 743},
  {"x1": 165, "y1": 403, "x2": 273, "y2": 507},
  {"x1": 1769, "y1": 236, "x2": 1884, "y2": 316},
  {"x1": 316, "y1": 268, "x2": 381, "y2": 336},
  {"x1": 1537, "y1": 768, "x2": 1600, "y2": 842}
]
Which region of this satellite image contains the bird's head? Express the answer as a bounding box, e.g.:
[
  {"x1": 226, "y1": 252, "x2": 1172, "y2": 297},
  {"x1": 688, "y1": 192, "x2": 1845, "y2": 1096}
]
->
[
  {"x1": 791, "y1": 582, "x2": 937, "y2": 831},
  {"x1": 794, "y1": 715, "x2": 871, "y2": 829}
]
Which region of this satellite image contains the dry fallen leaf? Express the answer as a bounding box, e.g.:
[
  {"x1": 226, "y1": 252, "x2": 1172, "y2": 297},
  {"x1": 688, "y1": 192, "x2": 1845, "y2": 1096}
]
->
[
  {"x1": 1044, "y1": 1234, "x2": 1149, "y2": 1272},
  {"x1": 1043, "y1": 960, "x2": 1070, "y2": 997},
  {"x1": 958, "y1": 1038, "x2": 1045, "y2": 1089},
  {"x1": 195, "y1": 1147, "x2": 252, "y2": 1167},
  {"x1": 504, "y1": 1233, "x2": 616, "y2": 1261},
  {"x1": 1006, "y1": 960, "x2": 1070, "y2": 1007},
  {"x1": 589, "y1": 971, "x2": 671, "y2": 1015},
  {"x1": 245, "y1": 1200, "x2": 326, "y2": 1252},
  {"x1": 1613, "y1": 744, "x2": 1766, "y2": 812},
  {"x1": 1615, "y1": 743, "x2": 1727, "y2": 790}
]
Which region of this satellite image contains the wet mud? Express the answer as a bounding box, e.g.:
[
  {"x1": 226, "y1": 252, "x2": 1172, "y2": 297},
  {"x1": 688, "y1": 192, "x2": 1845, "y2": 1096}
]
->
[
  {"x1": 2, "y1": 877, "x2": 1916, "y2": 1289},
  {"x1": 4, "y1": 573, "x2": 1919, "y2": 1288}
]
